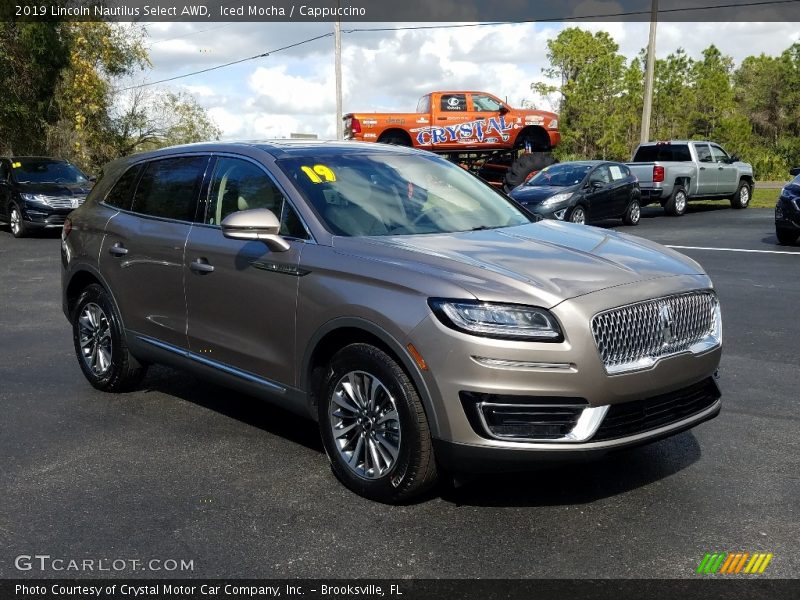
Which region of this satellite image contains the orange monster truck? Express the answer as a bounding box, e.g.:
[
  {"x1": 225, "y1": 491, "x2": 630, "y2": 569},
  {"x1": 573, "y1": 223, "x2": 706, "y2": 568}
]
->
[{"x1": 344, "y1": 91, "x2": 561, "y2": 190}]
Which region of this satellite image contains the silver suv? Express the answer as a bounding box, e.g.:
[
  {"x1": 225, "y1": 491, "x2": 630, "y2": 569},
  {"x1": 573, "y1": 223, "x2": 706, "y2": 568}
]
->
[{"x1": 61, "y1": 141, "x2": 723, "y2": 502}]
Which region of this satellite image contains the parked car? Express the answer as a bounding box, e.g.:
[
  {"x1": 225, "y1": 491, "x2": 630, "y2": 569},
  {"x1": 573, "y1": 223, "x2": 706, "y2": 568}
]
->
[
  {"x1": 627, "y1": 141, "x2": 754, "y2": 216},
  {"x1": 0, "y1": 156, "x2": 93, "y2": 238},
  {"x1": 62, "y1": 141, "x2": 722, "y2": 503},
  {"x1": 509, "y1": 161, "x2": 641, "y2": 225},
  {"x1": 775, "y1": 167, "x2": 800, "y2": 245}
]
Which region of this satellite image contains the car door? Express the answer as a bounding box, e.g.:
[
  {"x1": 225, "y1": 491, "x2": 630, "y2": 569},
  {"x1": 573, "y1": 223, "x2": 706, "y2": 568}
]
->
[
  {"x1": 607, "y1": 164, "x2": 634, "y2": 217},
  {"x1": 431, "y1": 93, "x2": 472, "y2": 150},
  {"x1": 692, "y1": 143, "x2": 716, "y2": 195},
  {"x1": 99, "y1": 154, "x2": 209, "y2": 348},
  {"x1": 184, "y1": 155, "x2": 309, "y2": 388},
  {"x1": 585, "y1": 165, "x2": 615, "y2": 220},
  {"x1": 711, "y1": 144, "x2": 738, "y2": 195},
  {"x1": 469, "y1": 93, "x2": 513, "y2": 150}
]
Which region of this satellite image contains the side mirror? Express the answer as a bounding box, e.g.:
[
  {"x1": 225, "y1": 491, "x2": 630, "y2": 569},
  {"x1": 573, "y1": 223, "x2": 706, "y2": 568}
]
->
[
  {"x1": 88, "y1": 175, "x2": 97, "y2": 182},
  {"x1": 790, "y1": 167, "x2": 800, "y2": 177},
  {"x1": 499, "y1": 105, "x2": 509, "y2": 115},
  {"x1": 729, "y1": 155, "x2": 740, "y2": 163},
  {"x1": 221, "y1": 208, "x2": 290, "y2": 252},
  {"x1": 589, "y1": 180, "x2": 604, "y2": 189}
]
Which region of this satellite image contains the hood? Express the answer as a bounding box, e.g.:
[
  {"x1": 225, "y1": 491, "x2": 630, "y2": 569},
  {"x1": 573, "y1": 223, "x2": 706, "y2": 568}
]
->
[
  {"x1": 332, "y1": 221, "x2": 706, "y2": 308},
  {"x1": 518, "y1": 109, "x2": 559, "y2": 128},
  {"x1": 510, "y1": 184, "x2": 578, "y2": 205},
  {"x1": 781, "y1": 181, "x2": 800, "y2": 199},
  {"x1": 15, "y1": 182, "x2": 92, "y2": 197}
]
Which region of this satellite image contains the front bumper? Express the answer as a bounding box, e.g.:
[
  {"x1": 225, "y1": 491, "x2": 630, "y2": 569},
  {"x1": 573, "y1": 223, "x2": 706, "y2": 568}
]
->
[
  {"x1": 775, "y1": 196, "x2": 800, "y2": 231},
  {"x1": 20, "y1": 203, "x2": 73, "y2": 229},
  {"x1": 521, "y1": 202, "x2": 570, "y2": 221},
  {"x1": 407, "y1": 275, "x2": 722, "y2": 465}
]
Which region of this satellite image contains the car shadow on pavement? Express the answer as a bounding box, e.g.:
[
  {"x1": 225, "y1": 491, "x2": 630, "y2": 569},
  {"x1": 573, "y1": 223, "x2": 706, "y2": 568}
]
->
[
  {"x1": 141, "y1": 365, "x2": 324, "y2": 453},
  {"x1": 439, "y1": 432, "x2": 702, "y2": 507}
]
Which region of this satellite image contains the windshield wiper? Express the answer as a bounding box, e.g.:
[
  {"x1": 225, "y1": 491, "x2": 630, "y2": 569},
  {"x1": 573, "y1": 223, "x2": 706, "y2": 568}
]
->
[{"x1": 470, "y1": 225, "x2": 492, "y2": 231}]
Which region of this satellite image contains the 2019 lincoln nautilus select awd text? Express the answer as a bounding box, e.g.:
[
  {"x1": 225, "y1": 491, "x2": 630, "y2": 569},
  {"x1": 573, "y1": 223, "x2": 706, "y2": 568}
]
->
[{"x1": 61, "y1": 141, "x2": 722, "y2": 502}]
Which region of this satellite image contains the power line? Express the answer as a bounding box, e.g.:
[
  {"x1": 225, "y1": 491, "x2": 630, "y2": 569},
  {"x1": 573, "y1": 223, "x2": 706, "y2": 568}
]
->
[
  {"x1": 148, "y1": 23, "x2": 235, "y2": 46},
  {"x1": 122, "y1": 0, "x2": 800, "y2": 91}
]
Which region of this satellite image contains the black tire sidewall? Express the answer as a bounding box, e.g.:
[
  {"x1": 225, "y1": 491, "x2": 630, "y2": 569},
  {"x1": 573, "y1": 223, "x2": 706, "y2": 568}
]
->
[
  {"x1": 733, "y1": 181, "x2": 751, "y2": 208},
  {"x1": 667, "y1": 187, "x2": 687, "y2": 216},
  {"x1": 72, "y1": 284, "x2": 129, "y2": 390},
  {"x1": 318, "y1": 344, "x2": 428, "y2": 502},
  {"x1": 625, "y1": 199, "x2": 641, "y2": 225},
  {"x1": 569, "y1": 205, "x2": 587, "y2": 223},
  {"x1": 10, "y1": 203, "x2": 26, "y2": 238}
]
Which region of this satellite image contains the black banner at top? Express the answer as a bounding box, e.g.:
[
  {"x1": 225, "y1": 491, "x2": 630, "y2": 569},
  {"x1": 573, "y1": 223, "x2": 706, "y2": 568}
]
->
[{"x1": 4, "y1": 0, "x2": 800, "y2": 22}]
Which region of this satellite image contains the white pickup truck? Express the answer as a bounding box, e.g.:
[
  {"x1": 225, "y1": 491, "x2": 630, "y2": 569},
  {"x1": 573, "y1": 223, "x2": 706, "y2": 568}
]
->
[{"x1": 627, "y1": 141, "x2": 754, "y2": 216}]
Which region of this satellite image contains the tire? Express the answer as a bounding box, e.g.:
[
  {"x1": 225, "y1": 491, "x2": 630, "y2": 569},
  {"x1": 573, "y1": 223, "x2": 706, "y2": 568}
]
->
[
  {"x1": 318, "y1": 343, "x2": 438, "y2": 503},
  {"x1": 378, "y1": 132, "x2": 411, "y2": 146},
  {"x1": 664, "y1": 185, "x2": 688, "y2": 216},
  {"x1": 776, "y1": 228, "x2": 799, "y2": 245},
  {"x1": 9, "y1": 203, "x2": 28, "y2": 238},
  {"x1": 503, "y1": 152, "x2": 556, "y2": 192},
  {"x1": 622, "y1": 198, "x2": 641, "y2": 226},
  {"x1": 71, "y1": 283, "x2": 147, "y2": 392},
  {"x1": 568, "y1": 205, "x2": 587, "y2": 224},
  {"x1": 730, "y1": 180, "x2": 752, "y2": 209}
]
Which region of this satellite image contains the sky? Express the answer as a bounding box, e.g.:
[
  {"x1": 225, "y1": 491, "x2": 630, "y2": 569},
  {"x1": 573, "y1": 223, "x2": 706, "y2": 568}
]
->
[{"x1": 131, "y1": 21, "x2": 800, "y2": 140}]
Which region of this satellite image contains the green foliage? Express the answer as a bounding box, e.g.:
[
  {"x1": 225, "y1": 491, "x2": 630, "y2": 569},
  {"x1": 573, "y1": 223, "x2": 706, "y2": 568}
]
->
[
  {"x1": 1, "y1": 21, "x2": 220, "y2": 173},
  {"x1": 533, "y1": 28, "x2": 799, "y2": 180}
]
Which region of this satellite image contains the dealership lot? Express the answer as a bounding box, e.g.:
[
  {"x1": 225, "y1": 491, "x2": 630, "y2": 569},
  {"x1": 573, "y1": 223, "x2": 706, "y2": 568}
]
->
[{"x1": 1, "y1": 205, "x2": 798, "y2": 579}]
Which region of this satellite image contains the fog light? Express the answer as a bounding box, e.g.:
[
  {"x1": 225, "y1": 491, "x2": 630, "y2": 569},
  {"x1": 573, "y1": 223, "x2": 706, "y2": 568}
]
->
[
  {"x1": 554, "y1": 208, "x2": 567, "y2": 220},
  {"x1": 481, "y1": 404, "x2": 583, "y2": 439}
]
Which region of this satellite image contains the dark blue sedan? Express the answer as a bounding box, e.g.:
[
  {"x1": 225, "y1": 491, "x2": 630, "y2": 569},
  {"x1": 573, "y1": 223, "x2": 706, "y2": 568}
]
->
[{"x1": 509, "y1": 160, "x2": 641, "y2": 226}]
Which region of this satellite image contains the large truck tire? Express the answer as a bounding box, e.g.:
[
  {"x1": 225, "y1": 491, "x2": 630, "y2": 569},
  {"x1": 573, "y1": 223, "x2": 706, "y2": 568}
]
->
[{"x1": 503, "y1": 152, "x2": 557, "y2": 193}]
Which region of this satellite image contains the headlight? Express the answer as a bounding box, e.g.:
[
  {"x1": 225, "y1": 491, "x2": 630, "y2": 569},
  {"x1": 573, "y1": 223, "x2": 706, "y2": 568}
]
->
[
  {"x1": 429, "y1": 299, "x2": 563, "y2": 341},
  {"x1": 541, "y1": 192, "x2": 572, "y2": 207},
  {"x1": 21, "y1": 193, "x2": 53, "y2": 206}
]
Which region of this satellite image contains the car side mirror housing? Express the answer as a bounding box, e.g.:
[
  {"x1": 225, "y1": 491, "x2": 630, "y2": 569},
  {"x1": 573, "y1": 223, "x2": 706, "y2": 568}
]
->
[
  {"x1": 790, "y1": 167, "x2": 800, "y2": 177},
  {"x1": 221, "y1": 208, "x2": 291, "y2": 252},
  {"x1": 499, "y1": 105, "x2": 510, "y2": 114},
  {"x1": 729, "y1": 155, "x2": 740, "y2": 163},
  {"x1": 590, "y1": 180, "x2": 604, "y2": 189}
]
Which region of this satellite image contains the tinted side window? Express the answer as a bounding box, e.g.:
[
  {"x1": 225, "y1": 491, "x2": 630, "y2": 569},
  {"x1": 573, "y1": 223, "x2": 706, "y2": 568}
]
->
[
  {"x1": 633, "y1": 144, "x2": 691, "y2": 162},
  {"x1": 104, "y1": 164, "x2": 142, "y2": 209},
  {"x1": 206, "y1": 157, "x2": 307, "y2": 239},
  {"x1": 694, "y1": 144, "x2": 713, "y2": 163},
  {"x1": 710, "y1": 145, "x2": 729, "y2": 163},
  {"x1": 132, "y1": 156, "x2": 207, "y2": 221},
  {"x1": 416, "y1": 95, "x2": 431, "y2": 113},
  {"x1": 590, "y1": 166, "x2": 612, "y2": 184},
  {"x1": 440, "y1": 94, "x2": 467, "y2": 112}
]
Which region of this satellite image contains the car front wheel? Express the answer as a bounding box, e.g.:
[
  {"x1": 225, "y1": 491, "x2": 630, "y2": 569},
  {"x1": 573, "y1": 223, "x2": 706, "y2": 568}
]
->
[
  {"x1": 623, "y1": 198, "x2": 641, "y2": 226},
  {"x1": 71, "y1": 283, "x2": 147, "y2": 392},
  {"x1": 568, "y1": 205, "x2": 587, "y2": 224},
  {"x1": 776, "y1": 228, "x2": 798, "y2": 245},
  {"x1": 319, "y1": 343, "x2": 438, "y2": 503},
  {"x1": 9, "y1": 203, "x2": 28, "y2": 238}
]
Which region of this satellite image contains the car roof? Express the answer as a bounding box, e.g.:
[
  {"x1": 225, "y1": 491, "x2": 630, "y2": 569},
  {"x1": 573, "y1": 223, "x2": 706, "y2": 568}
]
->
[
  {"x1": 551, "y1": 160, "x2": 608, "y2": 167},
  {"x1": 118, "y1": 139, "x2": 425, "y2": 162},
  {"x1": 5, "y1": 156, "x2": 70, "y2": 162}
]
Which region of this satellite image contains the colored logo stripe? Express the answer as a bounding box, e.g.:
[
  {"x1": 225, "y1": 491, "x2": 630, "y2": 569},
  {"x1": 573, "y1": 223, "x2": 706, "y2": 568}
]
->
[{"x1": 697, "y1": 552, "x2": 773, "y2": 574}]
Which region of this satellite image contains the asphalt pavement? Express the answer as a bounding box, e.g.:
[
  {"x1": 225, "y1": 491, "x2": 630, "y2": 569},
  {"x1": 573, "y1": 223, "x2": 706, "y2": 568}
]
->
[{"x1": 1, "y1": 205, "x2": 798, "y2": 579}]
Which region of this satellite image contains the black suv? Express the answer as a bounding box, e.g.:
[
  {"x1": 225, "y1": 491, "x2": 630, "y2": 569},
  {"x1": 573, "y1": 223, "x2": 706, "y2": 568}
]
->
[
  {"x1": 776, "y1": 167, "x2": 800, "y2": 245},
  {"x1": 0, "y1": 157, "x2": 93, "y2": 238}
]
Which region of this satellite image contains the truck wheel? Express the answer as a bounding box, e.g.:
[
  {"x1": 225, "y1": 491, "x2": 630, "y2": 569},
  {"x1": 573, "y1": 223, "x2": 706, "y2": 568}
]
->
[
  {"x1": 730, "y1": 180, "x2": 751, "y2": 209},
  {"x1": 318, "y1": 343, "x2": 438, "y2": 503},
  {"x1": 378, "y1": 132, "x2": 411, "y2": 146},
  {"x1": 503, "y1": 152, "x2": 556, "y2": 192},
  {"x1": 664, "y1": 186, "x2": 687, "y2": 216},
  {"x1": 622, "y1": 198, "x2": 641, "y2": 226}
]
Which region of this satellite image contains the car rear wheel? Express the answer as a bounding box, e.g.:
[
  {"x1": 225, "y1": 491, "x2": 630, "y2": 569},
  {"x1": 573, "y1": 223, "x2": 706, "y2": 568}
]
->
[
  {"x1": 9, "y1": 204, "x2": 27, "y2": 238},
  {"x1": 776, "y1": 228, "x2": 799, "y2": 245},
  {"x1": 730, "y1": 180, "x2": 751, "y2": 209},
  {"x1": 568, "y1": 205, "x2": 587, "y2": 224},
  {"x1": 72, "y1": 284, "x2": 147, "y2": 392},
  {"x1": 377, "y1": 132, "x2": 411, "y2": 146},
  {"x1": 665, "y1": 186, "x2": 687, "y2": 216},
  {"x1": 318, "y1": 343, "x2": 437, "y2": 503},
  {"x1": 622, "y1": 198, "x2": 641, "y2": 226}
]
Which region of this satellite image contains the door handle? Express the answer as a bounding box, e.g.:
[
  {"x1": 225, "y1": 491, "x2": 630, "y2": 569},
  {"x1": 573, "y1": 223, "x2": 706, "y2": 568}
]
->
[
  {"x1": 699, "y1": 166, "x2": 706, "y2": 170},
  {"x1": 436, "y1": 117, "x2": 447, "y2": 121},
  {"x1": 190, "y1": 258, "x2": 214, "y2": 274},
  {"x1": 108, "y1": 243, "x2": 128, "y2": 257}
]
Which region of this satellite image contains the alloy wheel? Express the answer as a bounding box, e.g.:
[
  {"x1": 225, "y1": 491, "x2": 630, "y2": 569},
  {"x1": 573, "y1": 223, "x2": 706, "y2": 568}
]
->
[
  {"x1": 740, "y1": 186, "x2": 750, "y2": 207},
  {"x1": 570, "y1": 207, "x2": 586, "y2": 224},
  {"x1": 329, "y1": 370, "x2": 401, "y2": 479},
  {"x1": 10, "y1": 208, "x2": 21, "y2": 236},
  {"x1": 78, "y1": 302, "x2": 113, "y2": 376},
  {"x1": 675, "y1": 191, "x2": 687, "y2": 213}
]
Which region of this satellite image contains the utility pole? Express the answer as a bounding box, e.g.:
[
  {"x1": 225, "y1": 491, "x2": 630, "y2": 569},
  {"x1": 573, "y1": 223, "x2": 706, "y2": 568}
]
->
[
  {"x1": 640, "y1": 0, "x2": 658, "y2": 144},
  {"x1": 334, "y1": 15, "x2": 343, "y2": 140}
]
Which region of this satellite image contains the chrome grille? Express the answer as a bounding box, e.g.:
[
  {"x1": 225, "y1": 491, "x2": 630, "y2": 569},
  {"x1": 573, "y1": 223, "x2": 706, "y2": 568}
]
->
[
  {"x1": 43, "y1": 196, "x2": 85, "y2": 209},
  {"x1": 592, "y1": 292, "x2": 719, "y2": 374}
]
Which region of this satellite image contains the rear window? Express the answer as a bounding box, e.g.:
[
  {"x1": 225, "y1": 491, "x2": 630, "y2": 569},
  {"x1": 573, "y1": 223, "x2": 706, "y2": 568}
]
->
[
  {"x1": 104, "y1": 164, "x2": 142, "y2": 210},
  {"x1": 131, "y1": 156, "x2": 208, "y2": 221},
  {"x1": 632, "y1": 144, "x2": 691, "y2": 162}
]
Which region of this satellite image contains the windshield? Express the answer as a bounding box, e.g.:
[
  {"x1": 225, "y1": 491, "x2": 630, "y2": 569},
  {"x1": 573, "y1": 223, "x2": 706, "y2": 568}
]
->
[
  {"x1": 527, "y1": 164, "x2": 591, "y2": 187},
  {"x1": 11, "y1": 159, "x2": 88, "y2": 184},
  {"x1": 277, "y1": 153, "x2": 531, "y2": 237}
]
